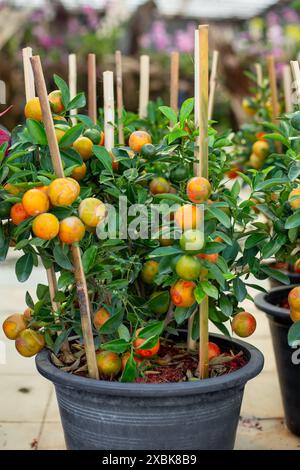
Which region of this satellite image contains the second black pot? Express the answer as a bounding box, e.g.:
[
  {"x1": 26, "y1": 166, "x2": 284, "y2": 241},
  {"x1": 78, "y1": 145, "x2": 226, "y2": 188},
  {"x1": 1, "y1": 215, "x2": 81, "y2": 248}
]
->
[{"x1": 255, "y1": 285, "x2": 300, "y2": 436}]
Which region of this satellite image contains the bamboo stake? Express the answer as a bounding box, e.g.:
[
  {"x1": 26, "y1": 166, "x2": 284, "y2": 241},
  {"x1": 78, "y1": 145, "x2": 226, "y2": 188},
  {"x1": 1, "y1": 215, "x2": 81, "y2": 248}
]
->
[
  {"x1": 88, "y1": 53, "x2": 97, "y2": 124},
  {"x1": 23, "y1": 47, "x2": 59, "y2": 314},
  {"x1": 22, "y1": 47, "x2": 35, "y2": 100},
  {"x1": 139, "y1": 55, "x2": 150, "y2": 119},
  {"x1": 194, "y1": 30, "x2": 199, "y2": 127},
  {"x1": 283, "y1": 64, "x2": 293, "y2": 113},
  {"x1": 208, "y1": 50, "x2": 219, "y2": 120},
  {"x1": 103, "y1": 71, "x2": 115, "y2": 152},
  {"x1": 291, "y1": 60, "x2": 300, "y2": 107},
  {"x1": 255, "y1": 63, "x2": 263, "y2": 88},
  {"x1": 30, "y1": 55, "x2": 99, "y2": 380},
  {"x1": 68, "y1": 53, "x2": 77, "y2": 124},
  {"x1": 267, "y1": 55, "x2": 280, "y2": 122},
  {"x1": 115, "y1": 50, "x2": 124, "y2": 145},
  {"x1": 170, "y1": 51, "x2": 179, "y2": 113},
  {"x1": 197, "y1": 25, "x2": 209, "y2": 380}
]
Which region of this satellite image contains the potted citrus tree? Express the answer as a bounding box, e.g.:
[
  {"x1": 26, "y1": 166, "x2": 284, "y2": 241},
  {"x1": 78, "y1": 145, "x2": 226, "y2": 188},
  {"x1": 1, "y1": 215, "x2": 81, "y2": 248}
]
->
[{"x1": 1, "y1": 42, "x2": 267, "y2": 449}]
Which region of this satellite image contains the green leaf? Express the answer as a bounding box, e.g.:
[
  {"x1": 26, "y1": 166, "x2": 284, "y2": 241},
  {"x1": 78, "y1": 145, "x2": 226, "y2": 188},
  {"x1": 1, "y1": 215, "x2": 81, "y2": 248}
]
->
[
  {"x1": 288, "y1": 162, "x2": 300, "y2": 181},
  {"x1": 263, "y1": 133, "x2": 289, "y2": 146},
  {"x1": 207, "y1": 206, "x2": 231, "y2": 229},
  {"x1": 102, "y1": 338, "x2": 129, "y2": 353},
  {"x1": 53, "y1": 327, "x2": 72, "y2": 355},
  {"x1": 231, "y1": 180, "x2": 240, "y2": 199},
  {"x1": 25, "y1": 291, "x2": 34, "y2": 309},
  {"x1": 148, "y1": 291, "x2": 170, "y2": 311},
  {"x1": 59, "y1": 124, "x2": 84, "y2": 147},
  {"x1": 159, "y1": 106, "x2": 177, "y2": 123},
  {"x1": 66, "y1": 92, "x2": 86, "y2": 111},
  {"x1": 174, "y1": 306, "x2": 194, "y2": 324},
  {"x1": 53, "y1": 245, "x2": 73, "y2": 270},
  {"x1": 245, "y1": 233, "x2": 267, "y2": 249},
  {"x1": 93, "y1": 146, "x2": 113, "y2": 174},
  {"x1": 167, "y1": 128, "x2": 189, "y2": 144},
  {"x1": 255, "y1": 177, "x2": 289, "y2": 192},
  {"x1": 208, "y1": 263, "x2": 225, "y2": 288},
  {"x1": 26, "y1": 119, "x2": 47, "y2": 145},
  {"x1": 149, "y1": 246, "x2": 183, "y2": 258},
  {"x1": 120, "y1": 353, "x2": 138, "y2": 382},
  {"x1": 36, "y1": 283, "x2": 49, "y2": 301},
  {"x1": 179, "y1": 98, "x2": 194, "y2": 125},
  {"x1": 237, "y1": 172, "x2": 252, "y2": 187},
  {"x1": 99, "y1": 310, "x2": 123, "y2": 334},
  {"x1": 53, "y1": 74, "x2": 70, "y2": 108},
  {"x1": 153, "y1": 193, "x2": 186, "y2": 203},
  {"x1": 15, "y1": 253, "x2": 34, "y2": 282},
  {"x1": 201, "y1": 281, "x2": 218, "y2": 299},
  {"x1": 118, "y1": 324, "x2": 131, "y2": 341},
  {"x1": 58, "y1": 271, "x2": 74, "y2": 289},
  {"x1": 136, "y1": 335, "x2": 160, "y2": 350},
  {"x1": 233, "y1": 277, "x2": 247, "y2": 302},
  {"x1": 219, "y1": 294, "x2": 233, "y2": 317},
  {"x1": 138, "y1": 321, "x2": 164, "y2": 339},
  {"x1": 261, "y1": 266, "x2": 290, "y2": 285},
  {"x1": 194, "y1": 284, "x2": 206, "y2": 304},
  {"x1": 288, "y1": 321, "x2": 300, "y2": 347},
  {"x1": 82, "y1": 245, "x2": 98, "y2": 273},
  {"x1": 285, "y1": 211, "x2": 300, "y2": 229}
]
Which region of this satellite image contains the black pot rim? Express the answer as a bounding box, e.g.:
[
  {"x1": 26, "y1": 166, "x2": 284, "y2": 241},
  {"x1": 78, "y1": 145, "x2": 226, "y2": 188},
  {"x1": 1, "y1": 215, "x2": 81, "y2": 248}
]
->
[
  {"x1": 254, "y1": 284, "x2": 297, "y2": 322},
  {"x1": 36, "y1": 333, "x2": 264, "y2": 397}
]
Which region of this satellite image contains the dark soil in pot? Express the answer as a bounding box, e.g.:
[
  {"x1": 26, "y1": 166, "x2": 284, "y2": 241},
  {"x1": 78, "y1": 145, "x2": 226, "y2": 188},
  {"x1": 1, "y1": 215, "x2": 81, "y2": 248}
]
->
[
  {"x1": 255, "y1": 285, "x2": 300, "y2": 436},
  {"x1": 36, "y1": 333, "x2": 263, "y2": 450}
]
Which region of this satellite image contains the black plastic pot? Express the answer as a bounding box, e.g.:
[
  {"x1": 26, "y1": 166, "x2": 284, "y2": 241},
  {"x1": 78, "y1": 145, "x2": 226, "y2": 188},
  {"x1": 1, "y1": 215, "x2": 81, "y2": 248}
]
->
[
  {"x1": 36, "y1": 334, "x2": 263, "y2": 450},
  {"x1": 255, "y1": 285, "x2": 300, "y2": 436},
  {"x1": 267, "y1": 262, "x2": 300, "y2": 289}
]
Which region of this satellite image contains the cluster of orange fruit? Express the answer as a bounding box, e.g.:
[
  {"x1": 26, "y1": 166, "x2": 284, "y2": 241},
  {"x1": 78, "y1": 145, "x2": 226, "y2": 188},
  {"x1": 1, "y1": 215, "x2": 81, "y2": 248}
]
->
[
  {"x1": 249, "y1": 134, "x2": 269, "y2": 170},
  {"x1": 8, "y1": 178, "x2": 106, "y2": 244},
  {"x1": 288, "y1": 287, "x2": 300, "y2": 322},
  {"x1": 2, "y1": 308, "x2": 44, "y2": 357}
]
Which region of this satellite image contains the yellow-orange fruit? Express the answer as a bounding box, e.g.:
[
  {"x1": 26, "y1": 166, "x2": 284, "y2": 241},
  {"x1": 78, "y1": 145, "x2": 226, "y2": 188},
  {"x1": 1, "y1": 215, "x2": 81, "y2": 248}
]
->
[
  {"x1": 249, "y1": 153, "x2": 264, "y2": 170},
  {"x1": 290, "y1": 309, "x2": 300, "y2": 322},
  {"x1": 231, "y1": 312, "x2": 256, "y2": 338},
  {"x1": 58, "y1": 216, "x2": 85, "y2": 244},
  {"x1": 288, "y1": 188, "x2": 300, "y2": 210},
  {"x1": 133, "y1": 328, "x2": 160, "y2": 358},
  {"x1": 48, "y1": 178, "x2": 80, "y2": 206},
  {"x1": 24, "y1": 97, "x2": 42, "y2": 121},
  {"x1": 141, "y1": 260, "x2": 159, "y2": 285},
  {"x1": 128, "y1": 131, "x2": 152, "y2": 153},
  {"x1": 10, "y1": 203, "x2": 30, "y2": 225},
  {"x1": 48, "y1": 90, "x2": 64, "y2": 114},
  {"x1": 174, "y1": 204, "x2": 202, "y2": 231},
  {"x1": 2, "y1": 314, "x2": 27, "y2": 340},
  {"x1": 15, "y1": 329, "x2": 45, "y2": 357},
  {"x1": 32, "y1": 213, "x2": 60, "y2": 240},
  {"x1": 96, "y1": 351, "x2": 122, "y2": 377},
  {"x1": 252, "y1": 140, "x2": 269, "y2": 158},
  {"x1": 186, "y1": 176, "x2": 212, "y2": 204},
  {"x1": 73, "y1": 136, "x2": 93, "y2": 161},
  {"x1": 4, "y1": 183, "x2": 21, "y2": 196},
  {"x1": 170, "y1": 279, "x2": 196, "y2": 308},
  {"x1": 22, "y1": 188, "x2": 49, "y2": 216},
  {"x1": 288, "y1": 286, "x2": 300, "y2": 310},
  {"x1": 71, "y1": 162, "x2": 87, "y2": 181},
  {"x1": 93, "y1": 307, "x2": 110, "y2": 329},
  {"x1": 55, "y1": 127, "x2": 66, "y2": 143},
  {"x1": 78, "y1": 198, "x2": 106, "y2": 228}
]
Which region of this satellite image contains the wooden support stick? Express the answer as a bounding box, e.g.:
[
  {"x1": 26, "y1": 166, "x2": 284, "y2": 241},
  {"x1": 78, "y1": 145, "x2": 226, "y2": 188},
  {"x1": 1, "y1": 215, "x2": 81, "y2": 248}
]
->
[
  {"x1": 23, "y1": 47, "x2": 60, "y2": 319},
  {"x1": 30, "y1": 55, "x2": 99, "y2": 380},
  {"x1": 197, "y1": 24, "x2": 209, "y2": 380},
  {"x1": 283, "y1": 64, "x2": 293, "y2": 113},
  {"x1": 267, "y1": 55, "x2": 280, "y2": 122},
  {"x1": 103, "y1": 71, "x2": 115, "y2": 152},
  {"x1": 208, "y1": 50, "x2": 219, "y2": 120},
  {"x1": 194, "y1": 30, "x2": 199, "y2": 127},
  {"x1": 22, "y1": 47, "x2": 35, "y2": 100},
  {"x1": 139, "y1": 55, "x2": 150, "y2": 119},
  {"x1": 255, "y1": 63, "x2": 263, "y2": 88},
  {"x1": 88, "y1": 53, "x2": 97, "y2": 124},
  {"x1": 115, "y1": 50, "x2": 124, "y2": 145},
  {"x1": 68, "y1": 54, "x2": 77, "y2": 124},
  {"x1": 170, "y1": 51, "x2": 179, "y2": 113},
  {"x1": 291, "y1": 60, "x2": 300, "y2": 107}
]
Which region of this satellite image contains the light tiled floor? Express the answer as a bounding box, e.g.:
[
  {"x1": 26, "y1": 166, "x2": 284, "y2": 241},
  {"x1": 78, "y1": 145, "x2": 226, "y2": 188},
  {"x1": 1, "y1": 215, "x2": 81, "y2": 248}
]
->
[{"x1": 1, "y1": 250, "x2": 300, "y2": 450}]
